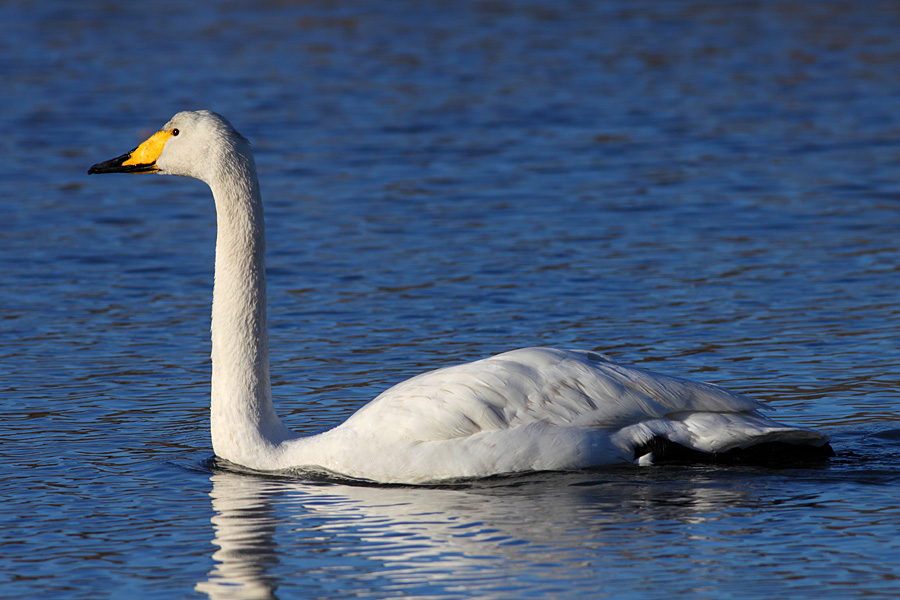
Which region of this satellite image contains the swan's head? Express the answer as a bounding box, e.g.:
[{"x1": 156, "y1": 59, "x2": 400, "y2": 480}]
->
[{"x1": 88, "y1": 110, "x2": 252, "y2": 185}]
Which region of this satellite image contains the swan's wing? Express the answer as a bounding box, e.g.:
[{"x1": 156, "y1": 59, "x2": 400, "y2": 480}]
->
[
  {"x1": 343, "y1": 347, "x2": 764, "y2": 442},
  {"x1": 302, "y1": 347, "x2": 828, "y2": 482}
]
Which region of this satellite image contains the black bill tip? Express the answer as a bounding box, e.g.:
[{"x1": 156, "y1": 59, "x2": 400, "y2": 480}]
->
[{"x1": 88, "y1": 149, "x2": 157, "y2": 175}]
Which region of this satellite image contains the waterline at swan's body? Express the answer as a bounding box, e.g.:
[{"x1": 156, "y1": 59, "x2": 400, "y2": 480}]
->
[{"x1": 88, "y1": 110, "x2": 832, "y2": 484}]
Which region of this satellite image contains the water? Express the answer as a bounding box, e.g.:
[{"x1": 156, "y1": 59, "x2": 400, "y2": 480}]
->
[{"x1": 2, "y1": 0, "x2": 899, "y2": 597}]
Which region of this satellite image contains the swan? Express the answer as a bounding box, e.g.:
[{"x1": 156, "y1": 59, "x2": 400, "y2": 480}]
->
[{"x1": 88, "y1": 110, "x2": 833, "y2": 484}]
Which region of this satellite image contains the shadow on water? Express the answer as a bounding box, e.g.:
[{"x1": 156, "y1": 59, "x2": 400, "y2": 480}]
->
[{"x1": 193, "y1": 428, "x2": 900, "y2": 600}]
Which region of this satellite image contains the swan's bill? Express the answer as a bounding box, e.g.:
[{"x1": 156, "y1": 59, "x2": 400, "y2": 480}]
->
[{"x1": 88, "y1": 129, "x2": 174, "y2": 175}]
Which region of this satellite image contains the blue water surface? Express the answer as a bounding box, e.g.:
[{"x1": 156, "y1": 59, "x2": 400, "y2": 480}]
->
[{"x1": 2, "y1": 1, "x2": 899, "y2": 598}]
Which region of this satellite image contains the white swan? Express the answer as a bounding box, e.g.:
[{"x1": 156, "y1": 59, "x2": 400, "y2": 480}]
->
[{"x1": 89, "y1": 110, "x2": 832, "y2": 484}]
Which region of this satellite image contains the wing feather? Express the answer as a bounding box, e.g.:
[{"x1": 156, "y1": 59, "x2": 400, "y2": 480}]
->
[{"x1": 343, "y1": 347, "x2": 763, "y2": 442}]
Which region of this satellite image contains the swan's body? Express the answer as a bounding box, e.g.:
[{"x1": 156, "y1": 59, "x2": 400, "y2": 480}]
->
[{"x1": 89, "y1": 110, "x2": 832, "y2": 484}]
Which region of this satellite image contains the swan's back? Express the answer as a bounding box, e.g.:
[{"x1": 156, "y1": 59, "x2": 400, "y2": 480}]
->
[
  {"x1": 349, "y1": 348, "x2": 757, "y2": 436},
  {"x1": 299, "y1": 348, "x2": 829, "y2": 483}
]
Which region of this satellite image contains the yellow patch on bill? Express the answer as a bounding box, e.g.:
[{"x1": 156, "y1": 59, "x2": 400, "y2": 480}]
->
[{"x1": 122, "y1": 129, "x2": 174, "y2": 167}]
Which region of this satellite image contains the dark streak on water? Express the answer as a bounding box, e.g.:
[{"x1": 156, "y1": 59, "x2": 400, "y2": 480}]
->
[{"x1": 2, "y1": 1, "x2": 900, "y2": 599}]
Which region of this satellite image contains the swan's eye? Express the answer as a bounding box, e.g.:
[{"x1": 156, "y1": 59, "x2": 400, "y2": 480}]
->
[{"x1": 171, "y1": 128, "x2": 180, "y2": 136}]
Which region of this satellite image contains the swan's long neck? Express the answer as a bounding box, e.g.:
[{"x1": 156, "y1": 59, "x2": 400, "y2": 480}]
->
[{"x1": 208, "y1": 154, "x2": 293, "y2": 465}]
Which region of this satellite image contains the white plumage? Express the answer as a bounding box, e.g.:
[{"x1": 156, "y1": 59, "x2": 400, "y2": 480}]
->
[{"x1": 89, "y1": 110, "x2": 832, "y2": 484}]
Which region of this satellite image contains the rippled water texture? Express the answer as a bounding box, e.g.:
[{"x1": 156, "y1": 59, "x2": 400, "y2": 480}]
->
[{"x1": 2, "y1": 1, "x2": 900, "y2": 598}]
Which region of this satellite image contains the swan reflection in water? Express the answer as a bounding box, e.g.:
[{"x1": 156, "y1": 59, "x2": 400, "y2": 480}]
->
[{"x1": 194, "y1": 466, "x2": 759, "y2": 600}]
